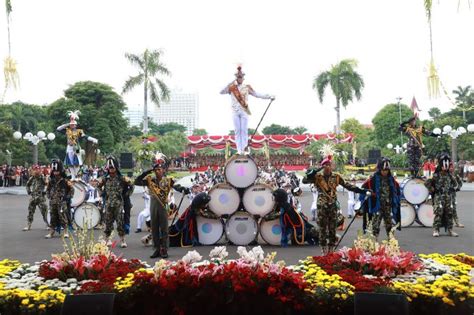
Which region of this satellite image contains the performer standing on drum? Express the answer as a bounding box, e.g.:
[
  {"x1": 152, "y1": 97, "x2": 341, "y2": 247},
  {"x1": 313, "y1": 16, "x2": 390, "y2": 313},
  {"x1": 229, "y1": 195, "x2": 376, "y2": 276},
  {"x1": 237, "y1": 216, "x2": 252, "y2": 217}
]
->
[
  {"x1": 425, "y1": 154, "x2": 459, "y2": 237},
  {"x1": 97, "y1": 156, "x2": 134, "y2": 248},
  {"x1": 56, "y1": 110, "x2": 98, "y2": 179},
  {"x1": 399, "y1": 114, "x2": 435, "y2": 177},
  {"x1": 134, "y1": 153, "x2": 188, "y2": 259},
  {"x1": 220, "y1": 66, "x2": 275, "y2": 154},
  {"x1": 360, "y1": 157, "x2": 401, "y2": 238},
  {"x1": 23, "y1": 165, "x2": 49, "y2": 231},
  {"x1": 303, "y1": 155, "x2": 368, "y2": 254},
  {"x1": 46, "y1": 159, "x2": 74, "y2": 239}
]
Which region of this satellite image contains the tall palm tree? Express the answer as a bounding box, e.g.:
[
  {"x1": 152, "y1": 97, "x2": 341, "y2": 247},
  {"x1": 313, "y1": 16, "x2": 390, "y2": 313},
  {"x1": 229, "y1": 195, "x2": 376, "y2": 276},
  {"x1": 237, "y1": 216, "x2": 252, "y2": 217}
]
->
[
  {"x1": 313, "y1": 59, "x2": 364, "y2": 134},
  {"x1": 122, "y1": 49, "x2": 171, "y2": 134},
  {"x1": 452, "y1": 85, "x2": 473, "y2": 121}
]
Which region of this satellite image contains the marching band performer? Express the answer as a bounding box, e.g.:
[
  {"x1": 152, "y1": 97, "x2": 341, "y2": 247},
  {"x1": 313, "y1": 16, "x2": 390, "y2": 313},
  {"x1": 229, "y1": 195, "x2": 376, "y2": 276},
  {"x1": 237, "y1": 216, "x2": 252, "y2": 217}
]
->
[
  {"x1": 24, "y1": 165, "x2": 49, "y2": 231},
  {"x1": 220, "y1": 66, "x2": 275, "y2": 154}
]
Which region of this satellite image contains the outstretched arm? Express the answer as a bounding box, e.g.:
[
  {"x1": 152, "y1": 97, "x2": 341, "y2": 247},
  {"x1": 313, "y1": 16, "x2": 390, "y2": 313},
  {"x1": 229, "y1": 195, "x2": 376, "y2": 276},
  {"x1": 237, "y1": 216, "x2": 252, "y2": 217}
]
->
[
  {"x1": 248, "y1": 85, "x2": 274, "y2": 100},
  {"x1": 56, "y1": 124, "x2": 69, "y2": 133},
  {"x1": 134, "y1": 169, "x2": 153, "y2": 186}
]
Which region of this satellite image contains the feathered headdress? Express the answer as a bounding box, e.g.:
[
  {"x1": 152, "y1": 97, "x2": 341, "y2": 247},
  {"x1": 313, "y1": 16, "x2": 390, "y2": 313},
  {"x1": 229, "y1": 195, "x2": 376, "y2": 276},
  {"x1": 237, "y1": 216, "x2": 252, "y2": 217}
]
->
[
  {"x1": 234, "y1": 65, "x2": 245, "y2": 78},
  {"x1": 67, "y1": 110, "x2": 81, "y2": 125},
  {"x1": 153, "y1": 152, "x2": 169, "y2": 169},
  {"x1": 319, "y1": 143, "x2": 335, "y2": 166}
]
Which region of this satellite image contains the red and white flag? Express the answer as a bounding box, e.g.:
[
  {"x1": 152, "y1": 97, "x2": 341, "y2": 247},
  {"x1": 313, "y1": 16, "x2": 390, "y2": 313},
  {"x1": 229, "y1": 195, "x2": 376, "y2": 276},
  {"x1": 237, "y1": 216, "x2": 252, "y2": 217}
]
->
[{"x1": 410, "y1": 96, "x2": 420, "y2": 114}]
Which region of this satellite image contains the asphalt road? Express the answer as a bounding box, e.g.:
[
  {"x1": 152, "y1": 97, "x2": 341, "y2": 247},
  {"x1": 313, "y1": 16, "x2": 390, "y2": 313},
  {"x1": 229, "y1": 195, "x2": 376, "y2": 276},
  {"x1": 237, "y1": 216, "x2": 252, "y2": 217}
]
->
[{"x1": 0, "y1": 191, "x2": 472, "y2": 265}]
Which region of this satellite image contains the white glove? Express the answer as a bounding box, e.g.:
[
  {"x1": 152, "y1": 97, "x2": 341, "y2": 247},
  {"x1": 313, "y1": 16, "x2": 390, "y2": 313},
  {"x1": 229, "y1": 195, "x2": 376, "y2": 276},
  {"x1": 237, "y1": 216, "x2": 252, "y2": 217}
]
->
[
  {"x1": 270, "y1": 95, "x2": 276, "y2": 100},
  {"x1": 87, "y1": 136, "x2": 98, "y2": 144}
]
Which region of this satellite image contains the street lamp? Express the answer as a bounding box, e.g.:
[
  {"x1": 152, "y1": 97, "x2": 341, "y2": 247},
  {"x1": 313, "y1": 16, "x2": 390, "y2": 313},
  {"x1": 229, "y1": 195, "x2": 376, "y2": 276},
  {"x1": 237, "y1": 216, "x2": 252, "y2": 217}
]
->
[
  {"x1": 386, "y1": 142, "x2": 407, "y2": 154},
  {"x1": 432, "y1": 124, "x2": 474, "y2": 165},
  {"x1": 396, "y1": 97, "x2": 403, "y2": 145},
  {"x1": 13, "y1": 131, "x2": 55, "y2": 165}
]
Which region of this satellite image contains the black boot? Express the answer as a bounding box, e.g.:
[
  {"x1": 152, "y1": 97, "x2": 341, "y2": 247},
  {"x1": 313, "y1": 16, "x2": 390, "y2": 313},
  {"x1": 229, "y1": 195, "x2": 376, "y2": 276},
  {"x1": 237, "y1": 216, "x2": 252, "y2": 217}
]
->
[
  {"x1": 150, "y1": 248, "x2": 161, "y2": 259},
  {"x1": 160, "y1": 247, "x2": 168, "y2": 258}
]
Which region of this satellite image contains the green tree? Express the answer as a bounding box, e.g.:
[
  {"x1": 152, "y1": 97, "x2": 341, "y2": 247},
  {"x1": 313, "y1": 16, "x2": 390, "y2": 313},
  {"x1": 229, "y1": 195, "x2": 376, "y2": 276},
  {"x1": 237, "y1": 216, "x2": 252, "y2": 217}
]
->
[
  {"x1": 428, "y1": 107, "x2": 441, "y2": 121},
  {"x1": 313, "y1": 59, "x2": 364, "y2": 133},
  {"x1": 156, "y1": 130, "x2": 188, "y2": 158},
  {"x1": 122, "y1": 49, "x2": 171, "y2": 134},
  {"x1": 262, "y1": 124, "x2": 293, "y2": 135},
  {"x1": 155, "y1": 122, "x2": 187, "y2": 135},
  {"x1": 292, "y1": 126, "x2": 307, "y2": 134},
  {"x1": 192, "y1": 128, "x2": 208, "y2": 135},
  {"x1": 341, "y1": 118, "x2": 375, "y2": 159},
  {"x1": 228, "y1": 128, "x2": 258, "y2": 136},
  {"x1": 372, "y1": 104, "x2": 413, "y2": 148},
  {"x1": 452, "y1": 85, "x2": 473, "y2": 121}
]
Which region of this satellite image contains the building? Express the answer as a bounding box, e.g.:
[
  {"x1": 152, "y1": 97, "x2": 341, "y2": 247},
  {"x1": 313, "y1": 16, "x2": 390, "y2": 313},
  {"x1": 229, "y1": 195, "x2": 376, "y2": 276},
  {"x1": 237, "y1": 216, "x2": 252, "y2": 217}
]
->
[{"x1": 124, "y1": 91, "x2": 199, "y2": 136}]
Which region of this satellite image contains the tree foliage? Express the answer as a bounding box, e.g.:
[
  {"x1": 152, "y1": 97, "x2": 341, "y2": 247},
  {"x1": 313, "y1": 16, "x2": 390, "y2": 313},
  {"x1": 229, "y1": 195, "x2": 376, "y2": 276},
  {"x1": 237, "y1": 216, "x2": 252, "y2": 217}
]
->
[
  {"x1": 372, "y1": 103, "x2": 413, "y2": 148},
  {"x1": 192, "y1": 128, "x2": 208, "y2": 136},
  {"x1": 262, "y1": 124, "x2": 293, "y2": 135},
  {"x1": 154, "y1": 122, "x2": 187, "y2": 135}
]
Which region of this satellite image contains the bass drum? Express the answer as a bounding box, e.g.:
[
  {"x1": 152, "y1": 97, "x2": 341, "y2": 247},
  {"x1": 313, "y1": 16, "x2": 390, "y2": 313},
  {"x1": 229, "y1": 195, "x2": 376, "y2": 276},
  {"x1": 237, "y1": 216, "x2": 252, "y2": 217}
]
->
[
  {"x1": 196, "y1": 215, "x2": 224, "y2": 245},
  {"x1": 417, "y1": 200, "x2": 434, "y2": 227},
  {"x1": 208, "y1": 183, "x2": 240, "y2": 216},
  {"x1": 400, "y1": 201, "x2": 416, "y2": 227},
  {"x1": 74, "y1": 203, "x2": 101, "y2": 229},
  {"x1": 225, "y1": 211, "x2": 258, "y2": 245},
  {"x1": 224, "y1": 154, "x2": 258, "y2": 188},
  {"x1": 259, "y1": 218, "x2": 282, "y2": 246},
  {"x1": 71, "y1": 180, "x2": 88, "y2": 208},
  {"x1": 401, "y1": 178, "x2": 429, "y2": 205},
  {"x1": 242, "y1": 184, "x2": 275, "y2": 217}
]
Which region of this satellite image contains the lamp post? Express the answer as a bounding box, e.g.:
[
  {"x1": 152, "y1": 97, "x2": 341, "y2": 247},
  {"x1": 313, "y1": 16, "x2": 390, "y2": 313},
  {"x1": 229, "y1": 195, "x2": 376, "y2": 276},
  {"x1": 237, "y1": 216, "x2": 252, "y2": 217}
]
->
[
  {"x1": 396, "y1": 97, "x2": 403, "y2": 145},
  {"x1": 432, "y1": 124, "x2": 474, "y2": 165},
  {"x1": 386, "y1": 142, "x2": 407, "y2": 155},
  {"x1": 13, "y1": 131, "x2": 55, "y2": 165}
]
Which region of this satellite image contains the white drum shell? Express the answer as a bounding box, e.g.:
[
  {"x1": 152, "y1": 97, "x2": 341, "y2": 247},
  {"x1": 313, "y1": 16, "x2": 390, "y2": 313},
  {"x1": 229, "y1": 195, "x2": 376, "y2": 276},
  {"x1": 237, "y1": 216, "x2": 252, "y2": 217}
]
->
[
  {"x1": 402, "y1": 178, "x2": 429, "y2": 205},
  {"x1": 400, "y1": 202, "x2": 416, "y2": 227},
  {"x1": 71, "y1": 180, "x2": 88, "y2": 207},
  {"x1": 74, "y1": 203, "x2": 101, "y2": 229},
  {"x1": 196, "y1": 216, "x2": 224, "y2": 245},
  {"x1": 417, "y1": 202, "x2": 434, "y2": 227},
  {"x1": 259, "y1": 218, "x2": 282, "y2": 246},
  {"x1": 208, "y1": 184, "x2": 240, "y2": 216},
  {"x1": 225, "y1": 211, "x2": 258, "y2": 245},
  {"x1": 242, "y1": 184, "x2": 275, "y2": 217},
  {"x1": 224, "y1": 155, "x2": 258, "y2": 188}
]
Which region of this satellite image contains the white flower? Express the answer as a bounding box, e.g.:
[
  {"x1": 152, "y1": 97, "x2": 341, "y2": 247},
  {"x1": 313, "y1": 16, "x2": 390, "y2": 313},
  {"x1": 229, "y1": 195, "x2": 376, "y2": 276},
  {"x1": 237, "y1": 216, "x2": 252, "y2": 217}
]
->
[
  {"x1": 237, "y1": 246, "x2": 266, "y2": 263},
  {"x1": 209, "y1": 246, "x2": 228, "y2": 260},
  {"x1": 251, "y1": 246, "x2": 265, "y2": 262},
  {"x1": 182, "y1": 250, "x2": 203, "y2": 264}
]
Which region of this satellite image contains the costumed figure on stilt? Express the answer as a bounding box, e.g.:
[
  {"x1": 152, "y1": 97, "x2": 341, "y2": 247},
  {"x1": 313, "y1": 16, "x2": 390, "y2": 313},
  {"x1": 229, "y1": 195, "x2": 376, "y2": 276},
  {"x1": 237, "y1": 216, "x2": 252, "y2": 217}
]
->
[
  {"x1": 134, "y1": 153, "x2": 188, "y2": 258},
  {"x1": 45, "y1": 159, "x2": 74, "y2": 239},
  {"x1": 399, "y1": 114, "x2": 436, "y2": 177},
  {"x1": 425, "y1": 153, "x2": 459, "y2": 237},
  {"x1": 97, "y1": 155, "x2": 134, "y2": 248},
  {"x1": 56, "y1": 110, "x2": 98, "y2": 179},
  {"x1": 220, "y1": 66, "x2": 275, "y2": 154},
  {"x1": 24, "y1": 165, "x2": 49, "y2": 231},
  {"x1": 359, "y1": 157, "x2": 401, "y2": 238},
  {"x1": 303, "y1": 151, "x2": 368, "y2": 254}
]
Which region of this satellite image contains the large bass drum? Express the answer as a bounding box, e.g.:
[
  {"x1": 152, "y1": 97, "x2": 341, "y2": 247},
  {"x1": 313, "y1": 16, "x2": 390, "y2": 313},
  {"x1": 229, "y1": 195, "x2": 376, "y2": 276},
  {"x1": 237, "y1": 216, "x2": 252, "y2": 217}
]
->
[
  {"x1": 259, "y1": 218, "x2": 282, "y2": 246},
  {"x1": 74, "y1": 203, "x2": 101, "y2": 229},
  {"x1": 196, "y1": 215, "x2": 224, "y2": 245},
  {"x1": 208, "y1": 183, "x2": 240, "y2": 216},
  {"x1": 224, "y1": 154, "x2": 258, "y2": 188},
  {"x1": 71, "y1": 180, "x2": 88, "y2": 208},
  {"x1": 225, "y1": 211, "x2": 258, "y2": 245},
  {"x1": 417, "y1": 200, "x2": 434, "y2": 227},
  {"x1": 242, "y1": 183, "x2": 275, "y2": 217},
  {"x1": 400, "y1": 201, "x2": 416, "y2": 227},
  {"x1": 401, "y1": 178, "x2": 429, "y2": 205}
]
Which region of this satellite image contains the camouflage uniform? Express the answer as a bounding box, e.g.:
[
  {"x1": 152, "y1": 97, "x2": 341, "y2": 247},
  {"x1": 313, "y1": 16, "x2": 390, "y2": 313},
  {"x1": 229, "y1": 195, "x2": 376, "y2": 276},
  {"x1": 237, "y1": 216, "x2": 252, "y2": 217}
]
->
[
  {"x1": 98, "y1": 175, "x2": 134, "y2": 238},
  {"x1": 452, "y1": 172, "x2": 463, "y2": 225},
  {"x1": 312, "y1": 172, "x2": 365, "y2": 250},
  {"x1": 47, "y1": 177, "x2": 74, "y2": 233},
  {"x1": 425, "y1": 171, "x2": 457, "y2": 232},
  {"x1": 370, "y1": 176, "x2": 393, "y2": 237},
  {"x1": 25, "y1": 174, "x2": 49, "y2": 227},
  {"x1": 399, "y1": 122, "x2": 433, "y2": 177}
]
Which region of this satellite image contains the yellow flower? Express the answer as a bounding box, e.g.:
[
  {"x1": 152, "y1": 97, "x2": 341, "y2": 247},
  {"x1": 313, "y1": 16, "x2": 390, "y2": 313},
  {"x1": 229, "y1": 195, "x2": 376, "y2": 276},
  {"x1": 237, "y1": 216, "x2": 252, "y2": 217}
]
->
[{"x1": 21, "y1": 298, "x2": 29, "y2": 305}]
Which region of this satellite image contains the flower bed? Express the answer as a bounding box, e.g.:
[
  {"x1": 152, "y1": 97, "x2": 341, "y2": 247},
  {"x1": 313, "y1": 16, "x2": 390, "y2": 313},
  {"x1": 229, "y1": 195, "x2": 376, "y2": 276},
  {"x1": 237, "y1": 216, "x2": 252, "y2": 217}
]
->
[{"x1": 1, "y1": 236, "x2": 473, "y2": 315}]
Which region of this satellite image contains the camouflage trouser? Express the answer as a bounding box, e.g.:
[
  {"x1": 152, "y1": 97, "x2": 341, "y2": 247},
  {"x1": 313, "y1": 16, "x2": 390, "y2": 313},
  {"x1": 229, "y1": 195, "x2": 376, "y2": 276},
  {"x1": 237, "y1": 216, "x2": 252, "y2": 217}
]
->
[
  {"x1": 104, "y1": 203, "x2": 125, "y2": 237},
  {"x1": 407, "y1": 145, "x2": 422, "y2": 176},
  {"x1": 49, "y1": 202, "x2": 68, "y2": 231},
  {"x1": 150, "y1": 198, "x2": 169, "y2": 250},
  {"x1": 451, "y1": 193, "x2": 459, "y2": 223},
  {"x1": 371, "y1": 204, "x2": 393, "y2": 237},
  {"x1": 433, "y1": 197, "x2": 454, "y2": 230},
  {"x1": 27, "y1": 196, "x2": 49, "y2": 225},
  {"x1": 317, "y1": 203, "x2": 338, "y2": 247}
]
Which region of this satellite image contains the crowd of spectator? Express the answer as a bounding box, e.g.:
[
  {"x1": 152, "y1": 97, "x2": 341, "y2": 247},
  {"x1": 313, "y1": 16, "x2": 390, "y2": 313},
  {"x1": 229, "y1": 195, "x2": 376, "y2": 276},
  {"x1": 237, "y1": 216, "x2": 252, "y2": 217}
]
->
[{"x1": 184, "y1": 153, "x2": 312, "y2": 169}]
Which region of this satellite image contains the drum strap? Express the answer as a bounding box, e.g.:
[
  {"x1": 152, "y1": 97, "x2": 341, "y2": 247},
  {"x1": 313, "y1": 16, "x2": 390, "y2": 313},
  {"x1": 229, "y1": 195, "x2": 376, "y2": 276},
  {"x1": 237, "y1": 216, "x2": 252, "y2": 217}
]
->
[{"x1": 229, "y1": 84, "x2": 251, "y2": 115}]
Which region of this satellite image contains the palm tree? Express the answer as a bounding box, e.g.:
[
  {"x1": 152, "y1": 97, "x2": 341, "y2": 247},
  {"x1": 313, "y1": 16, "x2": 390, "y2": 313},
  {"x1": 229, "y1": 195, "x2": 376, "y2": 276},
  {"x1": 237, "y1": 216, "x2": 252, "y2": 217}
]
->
[
  {"x1": 313, "y1": 59, "x2": 364, "y2": 134},
  {"x1": 122, "y1": 49, "x2": 171, "y2": 134},
  {"x1": 452, "y1": 85, "x2": 473, "y2": 121}
]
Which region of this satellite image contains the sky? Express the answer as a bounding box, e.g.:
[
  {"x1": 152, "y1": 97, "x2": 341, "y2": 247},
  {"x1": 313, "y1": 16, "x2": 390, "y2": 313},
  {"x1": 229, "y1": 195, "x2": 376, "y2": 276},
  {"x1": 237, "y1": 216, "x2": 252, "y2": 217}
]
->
[{"x1": 1, "y1": 0, "x2": 473, "y2": 135}]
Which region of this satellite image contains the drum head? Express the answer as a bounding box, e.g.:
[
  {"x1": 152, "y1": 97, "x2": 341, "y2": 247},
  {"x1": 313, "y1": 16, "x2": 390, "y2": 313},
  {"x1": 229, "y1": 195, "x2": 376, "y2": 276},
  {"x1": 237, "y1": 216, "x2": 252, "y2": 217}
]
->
[
  {"x1": 225, "y1": 211, "x2": 258, "y2": 245},
  {"x1": 224, "y1": 154, "x2": 258, "y2": 188},
  {"x1": 400, "y1": 202, "x2": 416, "y2": 227},
  {"x1": 259, "y1": 218, "x2": 281, "y2": 246},
  {"x1": 417, "y1": 202, "x2": 434, "y2": 227},
  {"x1": 71, "y1": 180, "x2": 87, "y2": 207},
  {"x1": 74, "y1": 203, "x2": 101, "y2": 229},
  {"x1": 208, "y1": 183, "x2": 240, "y2": 216},
  {"x1": 196, "y1": 216, "x2": 224, "y2": 245},
  {"x1": 402, "y1": 178, "x2": 429, "y2": 205},
  {"x1": 242, "y1": 184, "x2": 275, "y2": 216}
]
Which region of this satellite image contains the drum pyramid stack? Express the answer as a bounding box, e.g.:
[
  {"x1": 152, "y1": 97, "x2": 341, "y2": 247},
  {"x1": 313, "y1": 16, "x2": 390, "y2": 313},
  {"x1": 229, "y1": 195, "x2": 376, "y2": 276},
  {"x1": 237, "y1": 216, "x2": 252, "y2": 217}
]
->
[
  {"x1": 399, "y1": 177, "x2": 434, "y2": 228},
  {"x1": 199, "y1": 154, "x2": 281, "y2": 246}
]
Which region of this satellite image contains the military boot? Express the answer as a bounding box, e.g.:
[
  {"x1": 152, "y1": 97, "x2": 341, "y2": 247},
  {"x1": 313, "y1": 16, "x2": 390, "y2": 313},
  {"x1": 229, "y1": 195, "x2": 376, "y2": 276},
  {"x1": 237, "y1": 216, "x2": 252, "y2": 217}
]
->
[
  {"x1": 22, "y1": 223, "x2": 32, "y2": 231},
  {"x1": 448, "y1": 230, "x2": 459, "y2": 237}
]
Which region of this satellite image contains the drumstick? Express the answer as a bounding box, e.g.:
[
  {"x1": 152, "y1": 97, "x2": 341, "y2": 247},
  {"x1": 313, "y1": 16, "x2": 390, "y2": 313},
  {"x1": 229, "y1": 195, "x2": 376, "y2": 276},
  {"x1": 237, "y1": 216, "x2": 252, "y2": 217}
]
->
[
  {"x1": 334, "y1": 196, "x2": 368, "y2": 250},
  {"x1": 250, "y1": 98, "x2": 274, "y2": 142}
]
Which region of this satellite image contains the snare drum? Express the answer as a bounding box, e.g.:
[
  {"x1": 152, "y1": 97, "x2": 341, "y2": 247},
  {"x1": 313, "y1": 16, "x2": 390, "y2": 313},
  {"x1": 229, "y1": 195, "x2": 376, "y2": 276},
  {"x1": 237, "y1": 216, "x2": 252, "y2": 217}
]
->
[
  {"x1": 71, "y1": 180, "x2": 88, "y2": 207},
  {"x1": 225, "y1": 211, "x2": 258, "y2": 245},
  {"x1": 242, "y1": 183, "x2": 275, "y2": 217},
  {"x1": 259, "y1": 218, "x2": 282, "y2": 246},
  {"x1": 401, "y1": 178, "x2": 429, "y2": 205},
  {"x1": 208, "y1": 183, "x2": 240, "y2": 216},
  {"x1": 74, "y1": 203, "x2": 101, "y2": 229},
  {"x1": 196, "y1": 215, "x2": 224, "y2": 245},
  {"x1": 400, "y1": 201, "x2": 416, "y2": 227},
  {"x1": 224, "y1": 154, "x2": 258, "y2": 188},
  {"x1": 417, "y1": 200, "x2": 434, "y2": 227}
]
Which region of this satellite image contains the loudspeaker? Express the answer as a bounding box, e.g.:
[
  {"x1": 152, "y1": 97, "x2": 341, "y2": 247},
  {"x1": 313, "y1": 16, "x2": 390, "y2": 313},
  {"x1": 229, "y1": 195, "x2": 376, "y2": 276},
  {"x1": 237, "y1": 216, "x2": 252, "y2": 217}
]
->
[
  {"x1": 367, "y1": 149, "x2": 381, "y2": 165},
  {"x1": 354, "y1": 292, "x2": 408, "y2": 315},
  {"x1": 61, "y1": 293, "x2": 115, "y2": 315},
  {"x1": 120, "y1": 153, "x2": 134, "y2": 169}
]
